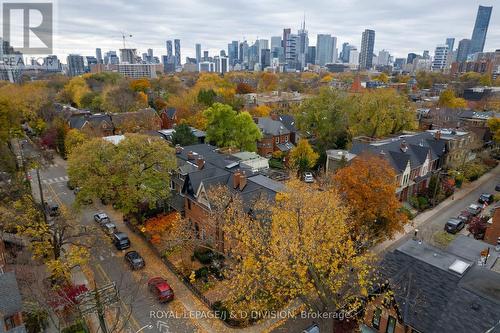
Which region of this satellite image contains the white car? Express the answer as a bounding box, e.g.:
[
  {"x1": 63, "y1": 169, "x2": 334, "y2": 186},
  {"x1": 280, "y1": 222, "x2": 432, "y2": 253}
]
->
[
  {"x1": 303, "y1": 172, "x2": 314, "y2": 183},
  {"x1": 94, "y1": 213, "x2": 110, "y2": 225}
]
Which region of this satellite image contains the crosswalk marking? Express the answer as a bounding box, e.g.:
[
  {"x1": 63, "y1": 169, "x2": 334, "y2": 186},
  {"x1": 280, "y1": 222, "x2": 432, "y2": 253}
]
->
[{"x1": 42, "y1": 175, "x2": 69, "y2": 184}]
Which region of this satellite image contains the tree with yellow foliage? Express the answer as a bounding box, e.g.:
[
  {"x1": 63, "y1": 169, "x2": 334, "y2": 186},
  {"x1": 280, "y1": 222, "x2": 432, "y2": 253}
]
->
[
  {"x1": 487, "y1": 117, "x2": 500, "y2": 143},
  {"x1": 332, "y1": 154, "x2": 408, "y2": 245},
  {"x1": 223, "y1": 179, "x2": 374, "y2": 326},
  {"x1": 438, "y1": 89, "x2": 467, "y2": 108},
  {"x1": 249, "y1": 105, "x2": 271, "y2": 117},
  {"x1": 258, "y1": 72, "x2": 278, "y2": 91},
  {"x1": 59, "y1": 77, "x2": 91, "y2": 108},
  {"x1": 289, "y1": 139, "x2": 319, "y2": 173},
  {"x1": 64, "y1": 129, "x2": 87, "y2": 156}
]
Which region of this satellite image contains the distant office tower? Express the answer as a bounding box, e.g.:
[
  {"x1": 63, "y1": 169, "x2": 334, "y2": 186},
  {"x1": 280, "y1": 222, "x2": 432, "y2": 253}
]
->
[
  {"x1": 228, "y1": 41, "x2": 238, "y2": 66},
  {"x1": 120, "y1": 49, "x2": 137, "y2": 64},
  {"x1": 445, "y1": 38, "x2": 455, "y2": 52},
  {"x1": 297, "y1": 20, "x2": 309, "y2": 70},
  {"x1": 432, "y1": 45, "x2": 449, "y2": 71},
  {"x1": 359, "y1": 29, "x2": 375, "y2": 69},
  {"x1": 67, "y1": 54, "x2": 85, "y2": 76},
  {"x1": 271, "y1": 36, "x2": 282, "y2": 50},
  {"x1": 148, "y1": 48, "x2": 153, "y2": 59},
  {"x1": 316, "y1": 34, "x2": 334, "y2": 66},
  {"x1": 203, "y1": 51, "x2": 209, "y2": 62},
  {"x1": 306, "y1": 46, "x2": 316, "y2": 65},
  {"x1": 469, "y1": 5, "x2": 492, "y2": 55},
  {"x1": 104, "y1": 51, "x2": 119, "y2": 65},
  {"x1": 349, "y1": 47, "x2": 359, "y2": 66},
  {"x1": 162, "y1": 55, "x2": 175, "y2": 73},
  {"x1": 261, "y1": 49, "x2": 271, "y2": 68},
  {"x1": 394, "y1": 58, "x2": 406, "y2": 70},
  {"x1": 282, "y1": 28, "x2": 291, "y2": 54},
  {"x1": 331, "y1": 37, "x2": 338, "y2": 63},
  {"x1": 341, "y1": 42, "x2": 350, "y2": 63},
  {"x1": 239, "y1": 41, "x2": 249, "y2": 67},
  {"x1": 166, "y1": 40, "x2": 173, "y2": 57},
  {"x1": 96, "y1": 48, "x2": 103, "y2": 64},
  {"x1": 195, "y1": 43, "x2": 201, "y2": 64},
  {"x1": 174, "y1": 39, "x2": 181, "y2": 66},
  {"x1": 378, "y1": 49, "x2": 390, "y2": 66},
  {"x1": 407, "y1": 53, "x2": 418, "y2": 65},
  {"x1": 456, "y1": 38, "x2": 471, "y2": 62},
  {"x1": 285, "y1": 34, "x2": 298, "y2": 71},
  {"x1": 422, "y1": 50, "x2": 430, "y2": 59}
]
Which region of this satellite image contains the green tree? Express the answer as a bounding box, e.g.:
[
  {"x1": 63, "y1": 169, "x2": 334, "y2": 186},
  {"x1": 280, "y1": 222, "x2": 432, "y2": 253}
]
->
[
  {"x1": 289, "y1": 139, "x2": 319, "y2": 173},
  {"x1": 172, "y1": 123, "x2": 197, "y2": 146},
  {"x1": 59, "y1": 77, "x2": 91, "y2": 108},
  {"x1": 197, "y1": 89, "x2": 217, "y2": 106},
  {"x1": 68, "y1": 134, "x2": 176, "y2": 215},
  {"x1": 487, "y1": 117, "x2": 500, "y2": 143},
  {"x1": 64, "y1": 129, "x2": 87, "y2": 156},
  {"x1": 231, "y1": 111, "x2": 262, "y2": 151}
]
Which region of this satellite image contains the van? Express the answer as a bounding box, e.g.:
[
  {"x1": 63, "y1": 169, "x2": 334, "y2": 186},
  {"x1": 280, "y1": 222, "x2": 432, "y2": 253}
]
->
[{"x1": 113, "y1": 232, "x2": 130, "y2": 250}]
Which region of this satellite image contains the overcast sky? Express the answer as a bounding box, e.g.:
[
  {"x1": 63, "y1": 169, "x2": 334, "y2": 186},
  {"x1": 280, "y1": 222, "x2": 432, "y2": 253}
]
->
[{"x1": 6, "y1": 0, "x2": 500, "y2": 61}]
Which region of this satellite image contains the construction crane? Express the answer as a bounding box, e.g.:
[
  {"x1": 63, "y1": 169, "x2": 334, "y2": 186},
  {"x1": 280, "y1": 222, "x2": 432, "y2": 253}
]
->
[{"x1": 120, "y1": 32, "x2": 133, "y2": 49}]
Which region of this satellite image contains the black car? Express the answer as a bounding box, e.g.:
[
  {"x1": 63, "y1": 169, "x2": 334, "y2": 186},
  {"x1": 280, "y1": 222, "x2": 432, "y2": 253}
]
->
[
  {"x1": 45, "y1": 202, "x2": 60, "y2": 217},
  {"x1": 444, "y1": 218, "x2": 465, "y2": 234},
  {"x1": 496, "y1": 184, "x2": 500, "y2": 192},
  {"x1": 125, "y1": 251, "x2": 145, "y2": 270},
  {"x1": 478, "y1": 193, "x2": 494, "y2": 205},
  {"x1": 113, "y1": 232, "x2": 130, "y2": 250}
]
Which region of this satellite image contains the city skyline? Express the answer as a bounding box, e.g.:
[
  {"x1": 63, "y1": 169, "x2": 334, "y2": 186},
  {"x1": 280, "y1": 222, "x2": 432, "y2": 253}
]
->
[{"x1": 15, "y1": 0, "x2": 498, "y2": 61}]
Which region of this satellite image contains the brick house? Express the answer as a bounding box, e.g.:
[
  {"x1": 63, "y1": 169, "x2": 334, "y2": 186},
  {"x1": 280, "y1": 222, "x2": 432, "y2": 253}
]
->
[
  {"x1": 168, "y1": 144, "x2": 283, "y2": 253},
  {"x1": 485, "y1": 205, "x2": 500, "y2": 246},
  {"x1": 255, "y1": 117, "x2": 295, "y2": 157},
  {"x1": 159, "y1": 107, "x2": 177, "y2": 129},
  {"x1": 350, "y1": 132, "x2": 447, "y2": 202},
  {"x1": 0, "y1": 272, "x2": 26, "y2": 333},
  {"x1": 362, "y1": 238, "x2": 500, "y2": 333}
]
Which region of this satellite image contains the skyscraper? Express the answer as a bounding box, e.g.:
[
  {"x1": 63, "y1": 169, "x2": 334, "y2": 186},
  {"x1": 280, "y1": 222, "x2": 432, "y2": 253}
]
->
[
  {"x1": 228, "y1": 41, "x2": 238, "y2": 66},
  {"x1": 119, "y1": 49, "x2": 137, "y2": 64},
  {"x1": 407, "y1": 53, "x2": 418, "y2": 65},
  {"x1": 297, "y1": 19, "x2": 309, "y2": 70},
  {"x1": 341, "y1": 42, "x2": 350, "y2": 63},
  {"x1": 174, "y1": 39, "x2": 181, "y2": 67},
  {"x1": 306, "y1": 46, "x2": 316, "y2": 65},
  {"x1": 445, "y1": 38, "x2": 455, "y2": 52},
  {"x1": 285, "y1": 34, "x2": 298, "y2": 71},
  {"x1": 469, "y1": 5, "x2": 492, "y2": 55},
  {"x1": 359, "y1": 29, "x2": 375, "y2": 70},
  {"x1": 261, "y1": 48, "x2": 271, "y2": 69},
  {"x1": 96, "y1": 48, "x2": 103, "y2": 64},
  {"x1": 166, "y1": 40, "x2": 173, "y2": 57},
  {"x1": 456, "y1": 38, "x2": 471, "y2": 62},
  {"x1": 195, "y1": 43, "x2": 201, "y2": 64},
  {"x1": 282, "y1": 28, "x2": 291, "y2": 58},
  {"x1": 431, "y1": 45, "x2": 448, "y2": 71},
  {"x1": 316, "y1": 34, "x2": 334, "y2": 66},
  {"x1": 104, "y1": 51, "x2": 119, "y2": 65},
  {"x1": 67, "y1": 54, "x2": 85, "y2": 76},
  {"x1": 271, "y1": 36, "x2": 282, "y2": 50},
  {"x1": 239, "y1": 41, "x2": 249, "y2": 67},
  {"x1": 377, "y1": 49, "x2": 390, "y2": 66}
]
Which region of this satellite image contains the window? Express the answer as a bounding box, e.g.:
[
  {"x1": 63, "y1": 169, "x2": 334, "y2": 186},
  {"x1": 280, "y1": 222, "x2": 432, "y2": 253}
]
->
[
  {"x1": 4, "y1": 315, "x2": 16, "y2": 330},
  {"x1": 187, "y1": 199, "x2": 191, "y2": 210},
  {"x1": 285, "y1": 136, "x2": 289, "y2": 143},
  {"x1": 275, "y1": 137, "x2": 279, "y2": 144},
  {"x1": 386, "y1": 316, "x2": 396, "y2": 333},
  {"x1": 371, "y1": 308, "x2": 382, "y2": 329},
  {"x1": 170, "y1": 179, "x2": 175, "y2": 190}
]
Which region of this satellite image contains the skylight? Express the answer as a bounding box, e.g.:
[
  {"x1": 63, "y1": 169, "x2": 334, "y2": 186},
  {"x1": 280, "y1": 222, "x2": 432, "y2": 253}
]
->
[{"x1": 449, "y1": 259, "x2": 470, "y2": 275}]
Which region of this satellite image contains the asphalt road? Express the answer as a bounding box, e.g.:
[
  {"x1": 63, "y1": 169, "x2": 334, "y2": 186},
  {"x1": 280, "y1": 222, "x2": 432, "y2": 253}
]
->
[{"x1": 25, "y1": 144, "x2": 199, "y2": 333}]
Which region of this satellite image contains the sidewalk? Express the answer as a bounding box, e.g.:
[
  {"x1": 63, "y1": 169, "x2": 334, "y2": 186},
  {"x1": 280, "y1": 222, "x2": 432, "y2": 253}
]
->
[{"x1": 372, "y1": 164, "x2": 500, "y2": 255}]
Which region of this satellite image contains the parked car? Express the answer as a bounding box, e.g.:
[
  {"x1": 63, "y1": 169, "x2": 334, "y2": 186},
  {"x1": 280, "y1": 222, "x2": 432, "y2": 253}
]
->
[
  {"x1": 45, "y1": 202, "x2": 60, "y2": 217},
  {"x1": 147, "y1": 277, "x2": 174, "y2": 303},
  {"x1": 112, "y1": 232, "x2": 130, "y2": 250},
  {"x1": 444, "y1": 218, "x2": 465, "y2": 234},
  {"x1": 94, "y1": 213, "x2": 110, "y2": 225},
  {"x1": 496, "y1": 184, "x2": 500, "y2": 192},
  {"x1": 303, "y1": 172, "x2": 314, "y2": 183},
  {"x1": 478, "y1": 193, "x2": 494, "y2": 205},
  {"x1": 102, "y1": 222, "x2": 117, "y2": 236},
  {"x1": 467, "y1": 204, "x2": 483, "y2": 216},
  {"x1": 457, "y1": 210, "x2": 473, "y2": 224},
  {"x1": 302, "y1": 324, "x2": 320, "y2": 333},
  {"x1": 125, "y1": 251, "x2": 145, "y2": 270}
]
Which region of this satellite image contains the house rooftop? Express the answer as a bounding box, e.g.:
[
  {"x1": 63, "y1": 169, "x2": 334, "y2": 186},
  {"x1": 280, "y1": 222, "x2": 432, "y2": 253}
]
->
[{"x1": 0, "y1": 271, "x2": 23, "y2": 316}]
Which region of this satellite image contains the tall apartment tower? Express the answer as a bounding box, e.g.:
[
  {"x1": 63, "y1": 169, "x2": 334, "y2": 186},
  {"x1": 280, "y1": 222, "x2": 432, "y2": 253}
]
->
[
  {"x1": 174, "y1": 39, "x2": 181, "y2": 67},
  {"x1": 469, "y1": 5, "x2": 492, "y2": 55},
  {"x1": 95, "y1": 48, "x2": 103, "y2": 64},
  {"x1": 456, "y1": 39, "x2": 471, "y2": 62},
  {"x1": 431, "y1": 45, "x2": 449, "y2": 71},
  {"x1": 359, "y1": 29, "x2": 375, "y2": 70},
  {"x1": 316, "y1": 34, "x2": 334, "y2": 66},
  {"x1": 195, "y1": 43, "x2": 201, "y2": 64}
]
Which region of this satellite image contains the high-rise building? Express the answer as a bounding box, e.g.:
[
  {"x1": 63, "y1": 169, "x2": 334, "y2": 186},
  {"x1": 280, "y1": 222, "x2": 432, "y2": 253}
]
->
[
  {"x1": 407, "y1": 53, "x2": 418, "y2": 65},
  {"x1": 67, "y1": 54, "x2": 85, "y2": 76},
  {"x1": 239, "y1": 41, "x2": 249, "y2": 67},
  {"x1": 456, "y1": 38, "x2": 471, "y2": 62},
  {"x1": 148, "y1": 48, "x2": 153, "y2": 59},
  {"x1": 195, "y1": 43, "x2": 201, "y2": 64},
  {"x1": 285, "y1": 34, "x2": 298, "y2": 71},
  {"x1": 297, "y1": 19, "x2": 309, "y2": 70},
  {"x1": 316, "y1": 34, "x2": 334, "y2": 66},
  {"x1": 166, "y1": 40, "x2": 173, "y2": 57},
  {"x1": 349, "y1": 47, "x2": 359, "y2": 66},
  {"x1": 432, "y1": 45, "x2": 449, "y2": 71},
  {"x1": 203, "y1": 50, "x2": 209, "y2": 62},
  {"x1": 469, "y1": 5, "x2": 492, "y2": 55},
  {"x1": 119, "y1": 49, "x2": 137, "y2": 64},
  {"x1": 332, "y1": 37, "x2": 338, "y2": 63},
  {"x1": 271, "y1": 36, "x2": 282, "y2": 50},
  {"x1": 261, "y1": 48, "x2": 271, "y2": 69},
  {"x1": 394, "y1": 58, "x2": 406, "y2": 70},
  {"x1": 377, "y1": 49, "x2": 390, "y2": 66},
  {"x1": 445, "y1": 38, "x2": 455, "y2": 52},
  {"x1": 174, "y1": 39, "x2": 181, "y2": 67},
  {"x1": 282, "y1": 28, "x2": 291, "y2": 55},
  {"x1": 306, "y1": 46, "x2": 316, "y2": 65},
  {"x1": 359, "y1": 29, "x2": 375, "y2": 69},
  {"x1": 104, "y1": 51, "x2": 119, "y2": 65},
  {"x1": 422, "y1": 50, "x2": 430, "y2": 59},
  {"x1": 228, "y1": 41, "x2": 239, "y2": 66},
  {"x1": 96, "y1": 48, "x2": 103, "y2": 64},
  {"x1": 341, "y1": 42, "x2": 350, "y2": 63}
]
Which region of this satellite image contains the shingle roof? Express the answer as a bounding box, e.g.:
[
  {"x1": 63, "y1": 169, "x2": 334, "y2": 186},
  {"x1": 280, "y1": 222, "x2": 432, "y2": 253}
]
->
[
  {"x1": 378, "y1": 240, "x2": 500, "y2": 333},
  {"x1": 0, "y1": 271, "x2": 23, "y2": 316},
  {"x1": 278, "y1": 114, "x2": 297, "y2": 133},
  {"x1": 257, "y1": 117, "x2": 290, "y2": 136}
]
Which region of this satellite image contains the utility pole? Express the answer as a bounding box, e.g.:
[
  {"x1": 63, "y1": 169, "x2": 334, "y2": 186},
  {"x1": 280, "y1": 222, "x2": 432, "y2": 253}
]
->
[
  {"x1": 36, "y1": 167, "x2": 48, "y2": 224},
  {"x1": 77, "y1": 282, "x2": 119, "y2": 333},
  {"x1": 431, "y1": 170, "x2": 441, "y2": 207}
]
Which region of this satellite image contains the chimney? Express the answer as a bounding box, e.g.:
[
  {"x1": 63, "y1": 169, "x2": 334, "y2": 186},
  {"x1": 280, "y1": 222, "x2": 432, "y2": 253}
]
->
[
  {"x1": 196, "y1": 155, "x2": 205, "y2": 170},
  {"x1": 233, "y1": 171, "x2": 241, "y2": 189},
  {"x1": 175, "y1": 144, "x2": 183, "y2": 154},
  {"x1": 434, "y1": 130, "x2": 441, "y2": 140},
  {"x1": 187, "y1": 151, "x2": 195, "y2": 160},
  {"x1": 239, "y1": 171, "x2": 247, "y2": 191},
  {"x1": 400, "y1": 140, "x2": 408, "y2": 153}
]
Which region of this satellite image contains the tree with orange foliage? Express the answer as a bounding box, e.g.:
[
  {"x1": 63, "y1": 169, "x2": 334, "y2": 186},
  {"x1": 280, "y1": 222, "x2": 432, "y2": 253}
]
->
[
  {"x1": 258, "y1": 72, "x2": 278, "y2": 91},
  {"x1": 236, "y1": 82, "x2": 255, "y2": 94},
  {"x1": 129, "y1": 79, "x2": 151, "y2": 93},
  {"x1": 143, "y1": 212, "x2": 180, "y2": 244},
  {"x1": 332, "y1": 154, "x2": 408, "y2": 245},
  {"x1": 249, "y1": 105, "x2": 271, "y2": 117}
]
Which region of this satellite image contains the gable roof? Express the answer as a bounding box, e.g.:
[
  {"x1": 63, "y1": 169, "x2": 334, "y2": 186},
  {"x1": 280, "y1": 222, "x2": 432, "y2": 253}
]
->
[
  {"x1": 257, "y1": 117, "x2": 290, "y2": 136},
  {"x1": 378, "y1": 240, "x2": 500, "y2": 333},
  {"x1": 0, "y1": 271, "x2": 23, "y2": 316},
  {"x1": 278, "y1": 114, "x2": 297, "y2": 133},
  {"x1": 163, "y1": 107, "x2": 177, "y2": 119},
  {"x1": 69, "y1": 113, "x2": 113, "y2": 130}
]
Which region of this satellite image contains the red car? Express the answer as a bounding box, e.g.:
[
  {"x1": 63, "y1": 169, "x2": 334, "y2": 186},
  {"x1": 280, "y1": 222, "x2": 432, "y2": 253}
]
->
[{"x1": 147, "y1": 277, "x2": 174, "y2": 303}]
